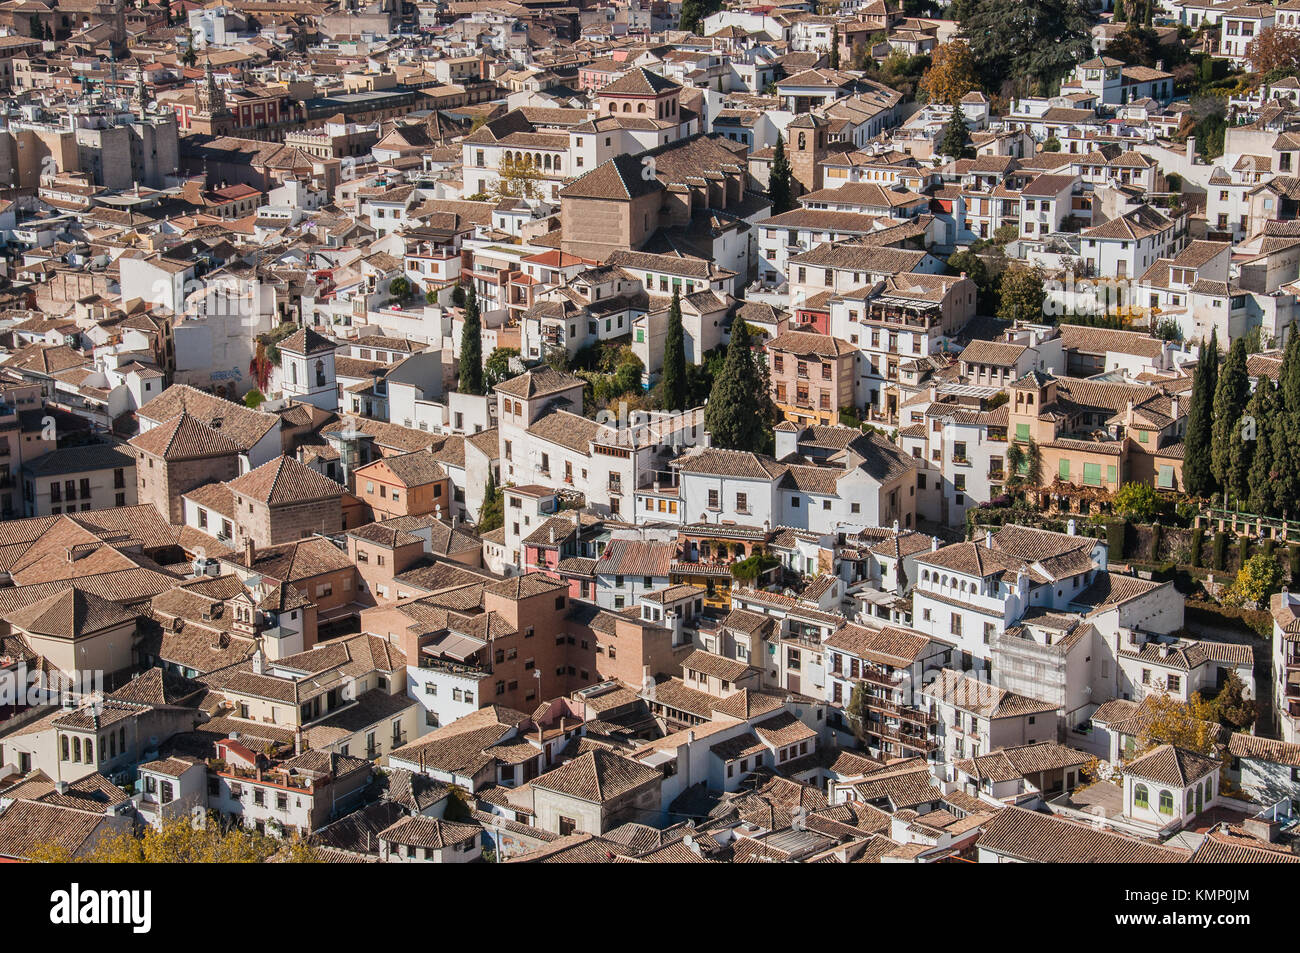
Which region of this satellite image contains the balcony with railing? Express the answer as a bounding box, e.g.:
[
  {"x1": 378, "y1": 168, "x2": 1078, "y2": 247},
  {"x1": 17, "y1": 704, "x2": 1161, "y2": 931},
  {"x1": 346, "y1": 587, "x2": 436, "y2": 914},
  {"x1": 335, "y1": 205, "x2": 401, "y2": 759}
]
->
[{"x1": 866, "y1": 718, "x2": 938, "y2": 751}]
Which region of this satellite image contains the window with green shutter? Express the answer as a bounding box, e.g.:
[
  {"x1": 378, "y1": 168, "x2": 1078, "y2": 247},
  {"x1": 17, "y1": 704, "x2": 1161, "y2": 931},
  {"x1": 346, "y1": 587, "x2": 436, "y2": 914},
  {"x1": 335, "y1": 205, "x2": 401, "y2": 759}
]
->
[
  {"x1": 1158, "y1": 465, "x2": 1174, "y2": 489},
  {"x1": 1083, "y1": 462, "x2": 1102, "y2": 486},
  {"x1": 1015, "y1": 423, "x2": 1030, "y2": 442},
  {"x1": 1106, "y1": 465, "x2": 1117, "y2": 484},
  {"x1": 1138, "y1": 429, "x2": 1148, "y2": 443},
  {"x1": 1059, "y1": 459, "x2": 1070, "y2": 480}
]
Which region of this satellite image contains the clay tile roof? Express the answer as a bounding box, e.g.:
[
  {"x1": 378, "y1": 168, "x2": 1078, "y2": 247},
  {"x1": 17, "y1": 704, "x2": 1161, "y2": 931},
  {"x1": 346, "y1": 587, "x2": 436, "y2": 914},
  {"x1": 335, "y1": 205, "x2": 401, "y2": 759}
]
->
[
  {"x1": 494, "y1": 366, "x2": 584, "y2": 399},
  {"x1": 129, "y1": 411, "x2": 242, "y2": 461},
  {"x1": 279, "y1": 326, "x2": 336, "y2": 355},
  {"x1": 532, "y1": 747, "x2": 661, "y2": 803},
  {"x1": 978, "y1": 805, "x2": 1190, "y2": 863},
  {"x1": 227, "y1": 455, "x2": 345, "y2": 506},
  {"x1": 1125, "y1": 744, "x2": 1218, "y2": 787},
  {"x1": 6, "y1": 587, "x2": 137, "y2": 638},
  {"x1": 377, "y1": 815, "x2": 481, "y2": 850}
]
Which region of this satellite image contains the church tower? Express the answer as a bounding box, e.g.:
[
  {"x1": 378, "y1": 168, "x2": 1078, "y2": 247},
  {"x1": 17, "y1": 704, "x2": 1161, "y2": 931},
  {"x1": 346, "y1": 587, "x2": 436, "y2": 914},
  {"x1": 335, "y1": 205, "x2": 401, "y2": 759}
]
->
[
  {"x1": 786, "y1": 113, "x2": 829, "y2": 196},
  {"x1": 279, "y1": 327, "x2": 339, "y2": 411},
  {"x1": 193, "y1": 55, "x2": 232, "y2": 136}
]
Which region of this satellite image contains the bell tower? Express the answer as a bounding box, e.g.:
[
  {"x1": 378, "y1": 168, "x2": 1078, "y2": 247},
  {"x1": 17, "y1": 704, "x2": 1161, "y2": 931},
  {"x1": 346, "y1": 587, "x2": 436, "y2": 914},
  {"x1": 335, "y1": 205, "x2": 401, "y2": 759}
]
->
[{"x1": 786, "y1": 113, "x2": 829, "y2": 196}]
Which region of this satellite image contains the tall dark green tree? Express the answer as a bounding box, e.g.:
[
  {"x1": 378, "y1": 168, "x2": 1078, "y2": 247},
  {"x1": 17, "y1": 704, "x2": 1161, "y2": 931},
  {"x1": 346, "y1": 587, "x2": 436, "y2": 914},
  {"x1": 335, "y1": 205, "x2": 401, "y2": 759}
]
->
[
  {"x1": 1268, "y1": 323, "x2": 1300, "y2": 516},
  {"x1": 1211, "y1": 337, "x2": 1250, "y2": 492},
  {"x1": 1229, "y1": 373, "x2": 1267, "y2": 506},
  {"x1": 829, "y1": 25, "x2": 840, "y2": 69},
  {"x1": 959, "y1": 0, "x2": 1093, "y2": 96},
  {"x1": 661, "y1": 289, "x2": 688, "y2": 411},
  {"x1": 939, "y1": 105, "x2": 969, "y2": 159},
  {"x1": 680, "y1": 0, "x2": 704, "y2": 34},
  {"x1": 705, "y1": 320, "x2": 767, "y2": 453},
  {"x1": 1247, "y1": 379, "x2": 1276, "y2": 516},
  {"x1": 459, "y1": 284, "x2": 483, "y2": 396},
  {"x1": 478, "y1": 471, "x2": 504, "y2": 532},
  {"x1": 768, "y1": 135, "x2": 794, "y2": 215},
  {"x1": 1182, "y1": 329, "x2": 1218, "y2": 497}
]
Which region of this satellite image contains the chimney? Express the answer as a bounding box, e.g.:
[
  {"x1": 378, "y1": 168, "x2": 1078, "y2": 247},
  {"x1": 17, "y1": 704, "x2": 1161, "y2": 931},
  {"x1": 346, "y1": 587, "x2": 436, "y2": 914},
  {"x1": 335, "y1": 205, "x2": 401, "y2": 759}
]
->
[
  {"x1": 892, "y1": 519, "x2": 899, "y2": 534},
  {"x1": 931, "y1": 537, "x2": 939, "y2": 552},
  {"x1": 687, "y1": 729, "x2": 695, "y2": 743},
  {"x1": 55, "y1": 780, "x2": 68, "y2": 794},
  {"x1": 1170, "y1": 395, "x2": 1180, "y2": 419},
  {"x1": 294, "y1": 726, "x2": 303, "y2": 756},
  {"x1": 984, "y1": 529, "x2": 993, "y2": 547},
  {"x1": 245, "y1": 538, "x2": 256, "y2": 566},
  {"x1": 252, "y1": 648, "x2": 264, "y2": 675},
  {"x1": 1067, "y1": 518, "x2": 1076, "y2": 536}
]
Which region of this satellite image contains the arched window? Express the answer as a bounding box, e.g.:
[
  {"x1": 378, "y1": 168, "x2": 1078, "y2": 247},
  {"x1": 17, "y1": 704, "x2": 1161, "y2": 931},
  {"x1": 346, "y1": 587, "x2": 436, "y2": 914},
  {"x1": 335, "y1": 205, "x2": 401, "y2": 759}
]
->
[
  {"x1": 73, "y1": 736, "x2": 81, "y2": 762},
  {"x1": 623, "y1": 102, "x2": 631, "y2": 112},
  {"x1": 638, "y1": 102, "x2": 646, "y2": 113},
  {"x1": 544, "y1": 154, "x2": 552, "y2": 170},
  {"x1": 290, "y1": 362, "x2": 298, "y2": 385},
  {"x1": 84, "y1": 738, "x2": 93, "y2": 764},
  {"x1": 1186, "y1": 789, "x2": 1194, "y2": 812},
  {"x1": 1158, "y1": 789, "x2": 1174, "y2": 814},
  {"x1": 61, "y1": 735, "x2": 69, "y2": 760},
  {"x1": 1133, "y1": 783, "x2": 1149, "y2": 808},
  {"x1": 315, "y1": 359, "x2": 326, "y2": 387},
  {"x1": 798, "y1": 132, "x2": 806, "y2": 150},
  {"x1": 608, "y1": 102, "x2": 617, "y2": 113}
]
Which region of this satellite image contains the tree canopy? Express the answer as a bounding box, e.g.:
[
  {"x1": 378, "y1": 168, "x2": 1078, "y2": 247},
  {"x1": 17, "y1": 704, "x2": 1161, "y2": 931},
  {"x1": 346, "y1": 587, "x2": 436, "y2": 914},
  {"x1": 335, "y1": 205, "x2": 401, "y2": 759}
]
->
[{"x1": 957, "y1": 0, "x2": 1093, "y2": 96}]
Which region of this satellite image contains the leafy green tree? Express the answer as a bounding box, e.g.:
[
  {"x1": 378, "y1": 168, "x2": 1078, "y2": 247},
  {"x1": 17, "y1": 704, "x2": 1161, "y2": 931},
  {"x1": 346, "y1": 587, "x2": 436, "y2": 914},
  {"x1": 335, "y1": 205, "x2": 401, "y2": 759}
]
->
[
  {"x1": 388, "y1": 276, "x2": 411, "y2": 299},
  {"x1": 484, "y1": 346, "x2": 520, "y2": 388},
  {"x1": 478, "y1": 471, "x2": 504, "y2": 532},
  {"x1": 1135, "y1": 692, "x2": 1220, "y2": 758},
  {"x1": 958, "y1": 0, "x2": 1093, "y2": 95},
  {"x1": 996, "y1": 266, "x2": 1046, "y2": 322},
  {"x1": 1211, "y1": 338, "x2": 1249, "y2": 494},
  {"x1": 768, "y1": 135, "x2": 795, "y2": 214},
  {"x1": 30, "y1": 815, "x2": 318, "y2": 863},
  {"x1": 243, "y1": 387, "x2": 265, "y2": 409},
  {"x1": 947, "y1": 248, "x2": 995, "y2": 310},
  {"x1": 661, "y1": 290, "x2": 688, "y2": 410},
  {"x1": 1210, "y1": 669, "x2": 1257, "y2": 732},
  {"x1": 1223, "y1": 552, "x2": 1283, "y2": 608},
  {"x1": 1113, "y1": 482, "x2": 1164, "y2": 522},
  {"x1": 1183, "y1": 329, "x2": 1218, "y2": 496},
  {"x1": 1043, "y1": 136, "x2": 1062, "y2": 152},
  {"x1": 459, "y1": 285, "x2": 483, "y2": 396},
  {"x1": 939, "y1": 104, "x2": 970, "y2": 159},
  {"x1": 680, "y1": 0, "x2": 705, "y2": 34},
  {"x1": 846, "y1": 680, "x2": 873, "y2": 745},
  {"x1": 705, "y1": 320, "x2": 768, "y2": 453}
]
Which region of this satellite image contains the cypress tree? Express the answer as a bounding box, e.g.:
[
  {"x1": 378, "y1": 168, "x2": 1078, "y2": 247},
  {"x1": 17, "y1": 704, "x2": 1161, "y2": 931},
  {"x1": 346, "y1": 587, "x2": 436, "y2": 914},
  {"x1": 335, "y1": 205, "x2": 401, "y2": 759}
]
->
[
  {"x1": 1211, "y1": 337, "x2": 1249, "y2": 490},
  {"x1": 1232, "y1": 375, "x2": 1267, "y2": 508},
  {"x1": 661, "y1": 289, "x2": 687, "y2": 411},
  {"x1": 768, "y1": 135, "x2": 794, "y2": 215},
  {"x1": 829, "y1": 25, "x2": 840, "y2": 69},
  {"x1": 1182, "y1": 329, "x2": 1218, "y2": 497},
  {"x1": 1281, "y1": 322, "x2": 1300, "y2": 412},
  {"x1": 705, "y1": 320, "x2": 766, "y2": 453},
  {"x1": 459, "y1": 284, "x2": 483, "y2": 396},
  {"x1": 1268, "y1": 325, "x2": 1300, "y2": 518},
  {"x1": 1247, "y1": 379, "x2": 1277, "y2": 516}
]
